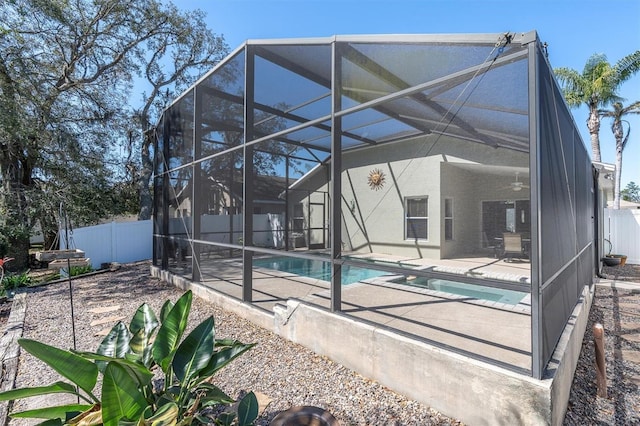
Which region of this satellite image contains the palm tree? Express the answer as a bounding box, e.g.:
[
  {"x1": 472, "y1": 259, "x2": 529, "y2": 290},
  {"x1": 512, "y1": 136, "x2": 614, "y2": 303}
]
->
[
  {"x1": 555, "y1": 51, "x2": 640, "y2": 162},
  {"x1": 599, "y1": 101, "x2": 640, "y2": 208}
]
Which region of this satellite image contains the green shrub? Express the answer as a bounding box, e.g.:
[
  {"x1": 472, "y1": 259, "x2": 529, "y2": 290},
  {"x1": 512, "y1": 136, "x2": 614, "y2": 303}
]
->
[
  {"x1": 69, "y1": 265, "x2": 93, "y2": 276},
  {"x1": 1, "y1": 271, "x2": 32, "y2": 291},
  {"x1": 0, "y1": 290, "x2": 258, "y2": 425}
]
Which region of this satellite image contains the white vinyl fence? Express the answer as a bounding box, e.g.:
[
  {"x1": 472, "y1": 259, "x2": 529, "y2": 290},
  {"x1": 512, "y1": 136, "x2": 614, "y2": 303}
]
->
[
  {"x1": 60, "y1": 220, "x2": 152, "y2": 269},
  {"x1": 55, "y1": 210, "x2": 640, "y2": 269},
  {"x1": 196, "y1": 213, "x2": 286, "y2": 248},
  {"x1": 604, "y1": 208, "x2": 640, "y2": 264},
  {"x1": 58, "y1": 215, "x2": 284, "y2": 270}
]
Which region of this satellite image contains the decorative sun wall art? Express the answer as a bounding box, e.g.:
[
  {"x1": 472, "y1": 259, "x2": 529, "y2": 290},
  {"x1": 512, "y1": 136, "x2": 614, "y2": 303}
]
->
[{"x1": 367, "y1": 168, "x2": 386, "y2": 191}]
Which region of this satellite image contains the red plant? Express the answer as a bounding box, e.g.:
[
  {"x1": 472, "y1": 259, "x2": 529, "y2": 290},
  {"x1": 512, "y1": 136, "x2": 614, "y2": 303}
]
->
[{"x1": 0, "y1": 257, "x2": 14, "y2": 268}]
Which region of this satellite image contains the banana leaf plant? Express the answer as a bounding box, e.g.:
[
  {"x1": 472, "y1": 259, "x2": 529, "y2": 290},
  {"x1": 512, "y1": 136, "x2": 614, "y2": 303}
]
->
[{"x1": 0, "y1": 290, "x2": 258, "y2": 426}]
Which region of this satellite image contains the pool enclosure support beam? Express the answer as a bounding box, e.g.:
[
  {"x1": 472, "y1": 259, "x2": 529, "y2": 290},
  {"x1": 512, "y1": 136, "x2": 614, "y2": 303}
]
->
[
  {"x1": 161, "y1": 113, "x2": 170, "y2": 270},
  {"x1": 330, "y1": 41, "x2": 342, "y2": 312},
  {"x1": 242, "y1": 46, "x2": 255, "y2": 303},
  {"x1": 227, "y1": 153, "x2": 235, "y2": 258},
  {"x1": 528, "y1": 37, "x2": 543, "y2": 380},
  {"x1": 192, "y1": 86, "x2": 203, "y2": 283},
  {"x1": 151, "y1": 129, "x2": 160, "y2": 268},
  {"x1": 285, "y1": 155, "x2": 290, "y2": 251}
]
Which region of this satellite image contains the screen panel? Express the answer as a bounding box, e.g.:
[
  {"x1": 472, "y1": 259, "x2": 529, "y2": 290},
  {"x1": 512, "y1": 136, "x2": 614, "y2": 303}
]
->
[
  {"x1": 166, "y1": 90, "x2": 194, "y2": 172},
  {"x1": 199, "y1": 51, "x2": 246, "y2": 159},
  {"x1": 541, "y1": 262, "x2": 577, "y2": 363}
]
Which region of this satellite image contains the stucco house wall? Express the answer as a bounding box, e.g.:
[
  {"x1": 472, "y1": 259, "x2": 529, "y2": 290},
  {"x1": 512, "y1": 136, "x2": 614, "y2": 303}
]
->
[{"x1": 289, "y1": 133, "x2": 529, "y2": 259}]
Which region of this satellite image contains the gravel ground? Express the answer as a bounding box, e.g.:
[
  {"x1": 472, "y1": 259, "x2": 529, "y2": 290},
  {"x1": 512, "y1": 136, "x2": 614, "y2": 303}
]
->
[
  {"x1": 5, "y1": 261, "x2": 640, "y2": 425},
  {"x1": 8, "y1": 262, "x2": 460, "y2": 425},
  {"x1": 602, "y1": 262, "x2": 640, "y2": 281},
  {"x1": 563, "y1": 284, "x2": 640, "y2": 425}
]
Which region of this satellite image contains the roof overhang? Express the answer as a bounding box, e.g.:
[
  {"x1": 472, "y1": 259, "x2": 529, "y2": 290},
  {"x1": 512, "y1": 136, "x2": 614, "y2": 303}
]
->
[{"x1": 593, "y1": 161, "x2": 615, "y2": 202}]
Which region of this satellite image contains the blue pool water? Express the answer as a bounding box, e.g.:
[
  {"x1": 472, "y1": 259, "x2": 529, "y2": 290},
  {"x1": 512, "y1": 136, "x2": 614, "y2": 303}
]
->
[
  {"x1": 399, "y1": 277, "x2": 527, "y2": 305},
  {"x1": 253, "y1": 256, "x2": 527, "y2": 304},
  {"x1": 253, "y1": 256, "x2": 386, "y2": 285}
]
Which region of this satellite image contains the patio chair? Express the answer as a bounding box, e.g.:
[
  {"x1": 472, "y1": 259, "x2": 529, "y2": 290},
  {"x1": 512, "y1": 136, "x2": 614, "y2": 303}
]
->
[
  {"x1": 482, "y1": 231, "x2": 500, "y2": 258},
  {"x1": 502, "y1": 232, "x2": 524, "y2": 262}
]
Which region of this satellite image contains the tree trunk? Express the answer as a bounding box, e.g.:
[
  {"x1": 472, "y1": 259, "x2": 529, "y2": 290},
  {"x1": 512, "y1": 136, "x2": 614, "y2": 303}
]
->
[
  {"x1": 40, "y1": 213, "x2": 60, "y2": 251},
  {"x1": 614, "y1": 145, "x2": 623, "y2": 209},
  {"x1": 138, "y1": 129, "x2": 154, "y2": 220},
  {"x1": 0, "y1": 176, "x2": 32, "y2": 271},
  {"x1": 0, "y1": 61, "x2": 31, "y2": 270},
  {"x1": 6, "y1": 235, "x2": 30, "y2": 273},
  {"x1": 587, "y1": 106, "x2": 601, "y2": 162},
  {"x1": 613, "y1": 117, "x2": 625, "y2": 210}
]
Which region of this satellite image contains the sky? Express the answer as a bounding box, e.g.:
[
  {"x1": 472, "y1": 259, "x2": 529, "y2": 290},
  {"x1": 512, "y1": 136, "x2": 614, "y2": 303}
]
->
[{"x1": 170, "y1": 0, "x2": 640, "y2": 187}]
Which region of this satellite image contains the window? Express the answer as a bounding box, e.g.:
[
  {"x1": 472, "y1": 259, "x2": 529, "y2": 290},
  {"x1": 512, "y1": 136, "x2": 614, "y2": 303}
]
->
[
  {"x1": 444, "y1": 198, "x2": 453, "y2": 241},
  {"x1": 293, "y1": 203, "x2": 305, "y2": 233},
  {"x1": 405, "y1": 197, "x2": 428, "y2": 240}
]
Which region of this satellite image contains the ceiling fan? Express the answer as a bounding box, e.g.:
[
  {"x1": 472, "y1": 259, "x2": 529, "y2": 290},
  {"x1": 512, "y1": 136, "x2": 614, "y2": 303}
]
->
[{"x1": 504, "y1": 172, "x2": 530, "y2": 192}]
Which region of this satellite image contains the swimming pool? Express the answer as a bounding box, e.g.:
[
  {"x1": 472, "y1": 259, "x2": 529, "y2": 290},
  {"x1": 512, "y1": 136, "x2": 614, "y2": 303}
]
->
[
  {"x1": 253, "y1": 256, "x2": 386, "y2": 285},
  {"x1": 396, "y1": 277, "x2": 527, "y2": 305}
]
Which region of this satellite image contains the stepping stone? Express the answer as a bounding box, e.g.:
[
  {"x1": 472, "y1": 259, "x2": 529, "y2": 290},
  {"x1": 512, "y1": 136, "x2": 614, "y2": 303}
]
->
[
  {"x1": 622, "y1": 333, "x2": 640, "y2": 344},
  {"x1": 227, "y1": 391, "x2": 272, "y2": 416},
  {"x1": 617, "y1": 349, "x2": 640, "y2": 364},
  {"x1": 618, "y1": 303, "x2": 640, "y2": 311},
  {"x1": 621, "y1": 322, "x2": 640, "y2": 331},
  {"x1": 629, "y1": 376, "x2": 640, "y2": 386},
  {"x1": 88, "y1": 300, "x2": 114, "y2": 306},
  {"x1": 87, "y1": 305, "x2": 121, "y2": 314},
  {"x1": 255, "y1": 391, "x2": 273, "y2": 415},
  {"x1": 90, "y1": 315, "x2": 126, "y2": 327}
]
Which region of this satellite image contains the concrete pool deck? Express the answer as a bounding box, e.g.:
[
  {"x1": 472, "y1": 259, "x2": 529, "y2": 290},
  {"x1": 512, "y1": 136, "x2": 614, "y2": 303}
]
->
[
  {"x1": 345, "y1": 252, "x2": 532, "y2": 284},
  {"x1": 166, "y1": 255, "x2": 533, "y2": 370}
]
